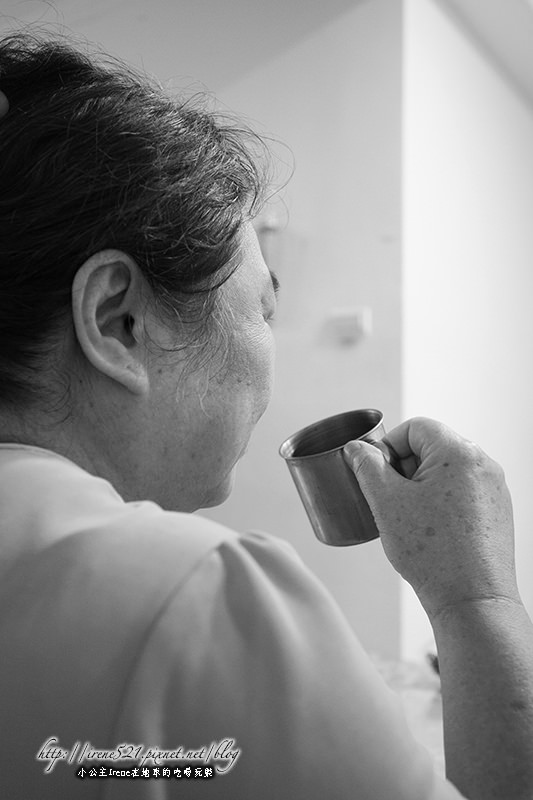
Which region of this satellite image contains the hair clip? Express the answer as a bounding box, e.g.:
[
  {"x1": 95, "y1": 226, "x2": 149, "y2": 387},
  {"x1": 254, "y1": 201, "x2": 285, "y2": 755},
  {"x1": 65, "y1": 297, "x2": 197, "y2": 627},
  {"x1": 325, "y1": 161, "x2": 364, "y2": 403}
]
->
[{"x1": 0, "y1": 90, "x2": 9, "y2": 119}]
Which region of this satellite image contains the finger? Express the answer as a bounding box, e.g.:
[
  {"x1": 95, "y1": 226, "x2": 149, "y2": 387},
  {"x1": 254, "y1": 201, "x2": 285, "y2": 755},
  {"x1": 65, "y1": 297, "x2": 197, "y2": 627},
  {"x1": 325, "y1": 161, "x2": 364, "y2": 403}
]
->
[
  {"x1": 371, "y1": 439, "x2": 397, "y2": 466},
  {"x1": 383, "y1": 417, "x2": 451, "y2": 465},
  {"x1": 387, "y1": 448, "x2": 419, "y2": 480},
  {"x1": 369, "y1": 440, "x2": 417, "y2": 479},
  {"x1": 343, "y1": 439, "x2": 404, "y2": 500}
]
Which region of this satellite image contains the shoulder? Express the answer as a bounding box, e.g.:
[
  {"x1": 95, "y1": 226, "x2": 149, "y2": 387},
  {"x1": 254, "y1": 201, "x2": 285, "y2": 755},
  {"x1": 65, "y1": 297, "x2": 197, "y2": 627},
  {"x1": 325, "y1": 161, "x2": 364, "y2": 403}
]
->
[
  {"x1": 0, "y1": 443, "x2": 241, "y2": 599},
  {"x1": 111, "y1": 530, "x2": 449, "y2": 800}
]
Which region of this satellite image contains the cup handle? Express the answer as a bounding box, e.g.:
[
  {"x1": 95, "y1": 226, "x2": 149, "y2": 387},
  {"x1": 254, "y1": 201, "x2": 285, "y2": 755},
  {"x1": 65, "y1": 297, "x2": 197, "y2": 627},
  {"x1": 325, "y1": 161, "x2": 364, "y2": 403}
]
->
[{"x1": 366, "y1": 438, "x2": 402, "y2": 473}]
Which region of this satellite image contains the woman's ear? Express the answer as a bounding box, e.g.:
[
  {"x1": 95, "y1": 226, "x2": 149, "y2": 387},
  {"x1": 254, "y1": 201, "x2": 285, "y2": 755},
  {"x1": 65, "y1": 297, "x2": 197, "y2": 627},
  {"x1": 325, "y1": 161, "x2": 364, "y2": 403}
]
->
[{"x1": 71, "y1": 250, "x2": 150, "y2": 395}]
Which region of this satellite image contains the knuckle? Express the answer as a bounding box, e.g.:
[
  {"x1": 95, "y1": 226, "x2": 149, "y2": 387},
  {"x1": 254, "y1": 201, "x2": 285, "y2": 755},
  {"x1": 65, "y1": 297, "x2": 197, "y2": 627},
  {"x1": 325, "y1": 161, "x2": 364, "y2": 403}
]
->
[
  {"x1": 489, "y1": 458, "x2": 506, "y2": 484},
  {"x1": 445, "y1": 439, "x2": 471, "y2": 467},
  {"x1": 411, "y1": 415, "x2": 442, "y2": 432}
]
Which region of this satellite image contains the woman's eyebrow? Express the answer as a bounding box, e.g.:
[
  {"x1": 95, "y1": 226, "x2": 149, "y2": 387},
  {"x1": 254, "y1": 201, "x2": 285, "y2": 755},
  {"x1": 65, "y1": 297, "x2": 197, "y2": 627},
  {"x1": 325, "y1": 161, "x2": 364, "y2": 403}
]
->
[{"x1": 270, "y1": 270, "x2": 280, "y2": 296}]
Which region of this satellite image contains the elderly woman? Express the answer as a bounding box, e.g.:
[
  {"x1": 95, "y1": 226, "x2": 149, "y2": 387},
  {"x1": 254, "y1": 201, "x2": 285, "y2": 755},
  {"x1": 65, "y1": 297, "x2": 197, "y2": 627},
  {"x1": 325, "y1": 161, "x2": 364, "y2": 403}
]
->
[{"x1": 0, "y1": 33, "x2": 532, "y2": 800}]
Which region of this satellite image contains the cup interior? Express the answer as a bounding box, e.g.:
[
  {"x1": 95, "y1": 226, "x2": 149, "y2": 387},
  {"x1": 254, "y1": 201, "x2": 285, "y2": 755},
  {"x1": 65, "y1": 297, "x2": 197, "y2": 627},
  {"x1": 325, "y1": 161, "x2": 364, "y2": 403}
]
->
[{"x1": 280, "y1": 409, "x2": 382, "y2": 459}]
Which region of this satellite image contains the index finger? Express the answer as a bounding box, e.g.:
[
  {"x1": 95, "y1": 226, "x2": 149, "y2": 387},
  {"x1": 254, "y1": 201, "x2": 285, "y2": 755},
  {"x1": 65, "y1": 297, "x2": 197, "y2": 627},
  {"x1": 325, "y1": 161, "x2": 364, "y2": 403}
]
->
[{"x1": 382, "y1": 417, "x2": 454, "y2": 466}]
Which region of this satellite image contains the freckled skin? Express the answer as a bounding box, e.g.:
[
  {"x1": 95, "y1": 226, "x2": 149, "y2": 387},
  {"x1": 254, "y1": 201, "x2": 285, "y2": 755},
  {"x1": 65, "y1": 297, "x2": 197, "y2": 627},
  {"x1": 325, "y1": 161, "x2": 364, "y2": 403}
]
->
[
  {"x1": 348, "y1": 418, "x2": 517, "y2": 617},
  {"x1": 344, "y1": 418, "x2": 533, "y2": 799},
  {"x1": 135, "y1": 223, "x2": 277, "y2": 511}
]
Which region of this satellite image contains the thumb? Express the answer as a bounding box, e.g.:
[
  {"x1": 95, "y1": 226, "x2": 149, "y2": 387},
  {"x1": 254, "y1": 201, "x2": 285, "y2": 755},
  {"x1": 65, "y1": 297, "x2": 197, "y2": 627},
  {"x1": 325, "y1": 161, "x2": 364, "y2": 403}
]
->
[{"x1": 343, "y1": 439, "x2": 400, "y2": 499}]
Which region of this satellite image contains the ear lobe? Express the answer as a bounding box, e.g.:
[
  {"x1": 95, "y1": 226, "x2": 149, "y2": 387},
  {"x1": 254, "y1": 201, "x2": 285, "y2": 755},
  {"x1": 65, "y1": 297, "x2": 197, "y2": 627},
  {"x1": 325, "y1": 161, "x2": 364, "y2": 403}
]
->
[{"x1": 71, "y1": 250, "x2": 150, "y2": 395}]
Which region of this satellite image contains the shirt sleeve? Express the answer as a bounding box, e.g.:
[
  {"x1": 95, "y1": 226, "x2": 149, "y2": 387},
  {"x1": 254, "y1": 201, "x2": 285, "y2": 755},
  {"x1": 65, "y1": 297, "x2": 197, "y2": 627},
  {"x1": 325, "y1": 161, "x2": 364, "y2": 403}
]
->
[{"x1": 104, "y1": 531, "x2": 467, "y2": 800}]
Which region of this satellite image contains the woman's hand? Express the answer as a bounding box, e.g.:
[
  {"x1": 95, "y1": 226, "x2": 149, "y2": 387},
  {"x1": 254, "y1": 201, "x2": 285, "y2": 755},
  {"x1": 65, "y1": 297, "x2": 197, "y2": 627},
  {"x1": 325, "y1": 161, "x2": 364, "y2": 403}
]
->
[
  {"x1": 344, "y1": 417, "x2": 519, "y2": 620},
  {"x1": 344, "y1": 418, "x2": 533, "y2": 799}
]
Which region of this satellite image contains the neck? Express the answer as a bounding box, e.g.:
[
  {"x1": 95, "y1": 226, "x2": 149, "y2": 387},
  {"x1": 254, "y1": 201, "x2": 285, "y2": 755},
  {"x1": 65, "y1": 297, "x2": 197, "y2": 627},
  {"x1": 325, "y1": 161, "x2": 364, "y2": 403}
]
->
[{"x1": 0, "y1": 398, "x2": 131, "y2": 497}]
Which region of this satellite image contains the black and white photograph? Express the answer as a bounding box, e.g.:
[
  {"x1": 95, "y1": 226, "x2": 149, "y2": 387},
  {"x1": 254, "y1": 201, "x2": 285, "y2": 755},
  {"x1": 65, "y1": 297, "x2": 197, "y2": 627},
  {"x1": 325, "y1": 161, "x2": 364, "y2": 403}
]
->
[{"x1": 0, "y1": 1, "x2": 532, "y2": 797}]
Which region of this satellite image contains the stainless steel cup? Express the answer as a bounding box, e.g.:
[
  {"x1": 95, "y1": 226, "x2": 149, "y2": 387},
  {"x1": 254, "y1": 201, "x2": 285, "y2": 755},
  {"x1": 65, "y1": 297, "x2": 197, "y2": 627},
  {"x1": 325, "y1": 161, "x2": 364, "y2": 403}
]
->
[{"x1": 279, "y1": 408, "x2": 385, "y2": 546}]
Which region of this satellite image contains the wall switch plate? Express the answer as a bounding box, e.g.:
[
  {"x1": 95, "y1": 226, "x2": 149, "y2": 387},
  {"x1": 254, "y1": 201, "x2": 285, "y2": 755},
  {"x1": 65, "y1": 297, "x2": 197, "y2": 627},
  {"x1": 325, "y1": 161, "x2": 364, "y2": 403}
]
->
[{"x1": 324, "y1": 306, "x2": 373, "y2": 346}]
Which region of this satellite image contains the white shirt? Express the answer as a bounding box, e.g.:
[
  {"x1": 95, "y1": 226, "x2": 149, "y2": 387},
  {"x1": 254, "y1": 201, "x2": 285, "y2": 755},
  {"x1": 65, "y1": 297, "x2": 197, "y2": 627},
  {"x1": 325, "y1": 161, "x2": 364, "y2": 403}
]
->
[{"x1": 0, "y1": 445, "x2": 465, "y2": 799}]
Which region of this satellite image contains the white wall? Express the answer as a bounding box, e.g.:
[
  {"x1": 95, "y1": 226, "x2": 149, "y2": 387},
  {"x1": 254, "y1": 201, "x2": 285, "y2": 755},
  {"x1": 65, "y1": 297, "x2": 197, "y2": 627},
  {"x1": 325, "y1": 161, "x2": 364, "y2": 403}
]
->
[
  {"x1": 0, "y1": 0, "x2": 362, "y2": 94},
  {"x1": 402, "y1": 0, "x2": 533, "y2": 659},
  {"x1": 204, "y1": 0, "x2": 404, "y2": 659}
]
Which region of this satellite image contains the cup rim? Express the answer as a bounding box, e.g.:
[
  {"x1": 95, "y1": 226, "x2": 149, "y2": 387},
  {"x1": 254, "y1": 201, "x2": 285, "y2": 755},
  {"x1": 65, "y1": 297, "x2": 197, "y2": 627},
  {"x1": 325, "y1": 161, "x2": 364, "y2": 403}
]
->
[{"x1": 279, "y1": 408, "x2": 383, "y2": 461}]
